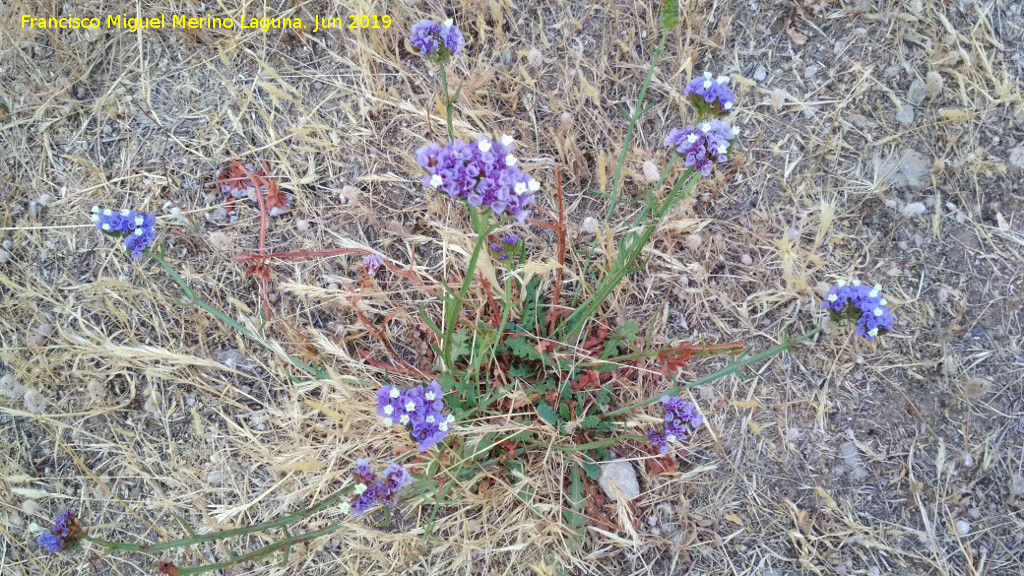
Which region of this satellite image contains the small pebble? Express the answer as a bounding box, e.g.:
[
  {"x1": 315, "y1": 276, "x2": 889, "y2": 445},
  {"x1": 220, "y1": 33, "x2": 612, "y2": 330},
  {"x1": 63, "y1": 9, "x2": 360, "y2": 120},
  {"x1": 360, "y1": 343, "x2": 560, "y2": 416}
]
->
[
  {"x1": 1008, "y1": 146, "x2": 1024, "y2": 169},
  {"x1": 740, "y1": 254, "x2": 753, "y2": 266},
  {"x1": 24, "y1": 388, "x2": 46, "y2": 414},
  {"x1": 907, "y1": 79, "x2": 927, "y2": 105},
  {"x1": 296, "y1": 219, "x2": 310, "y2": 232},
  {"x1": 895, "y1": 104, "x2": 915, "y2": 125},
  {"x1": 642, "y1": 160, "x2": 660, "y2": 183},
  {"x1": 753, "y1": 65, "x2": 767, "y2": 82},
  {"x1": 580, "y1": 217, "x2": 599, "y2": 234},
  {"x1": 955, "y1": 520, "x2": 971, "y2": 537}
]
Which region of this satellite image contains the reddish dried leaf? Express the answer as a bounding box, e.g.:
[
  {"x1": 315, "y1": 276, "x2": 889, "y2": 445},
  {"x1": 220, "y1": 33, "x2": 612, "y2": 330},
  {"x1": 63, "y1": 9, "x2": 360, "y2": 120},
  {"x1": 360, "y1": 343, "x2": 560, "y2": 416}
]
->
[
  {"x1": 646, "y1": 453, "x2": 679, "y2": 476},
  {"x1": 157, "y1": 562, "x2": 180, "y2": 576}
]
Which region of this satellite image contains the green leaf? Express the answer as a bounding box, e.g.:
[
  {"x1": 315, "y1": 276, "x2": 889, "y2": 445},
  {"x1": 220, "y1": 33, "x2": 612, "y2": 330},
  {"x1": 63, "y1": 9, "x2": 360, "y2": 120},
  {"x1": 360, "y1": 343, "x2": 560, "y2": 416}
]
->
[
  {"x1": 418, "y1": 306, "x2": 441, "y2": 337},
  {"x1": 580, "y1": 415, "x2": 601, "y2": 429},
  {"x1": 451, "y1": 327, "x2": 471, "y2": 360},
  {"x1": 508, "y1": 364, "x2": 534, "y2": 378},
  {"x1": 582, "y1": 461, "x2": 601, "y2": 480},
  {"x1": 594, "y1": 419, "x2": 617, "y2": 434},
  {"x1": 506, "y1": 336, "x2": 542, "y2": 361},
  {"x1": 536, "y1": 402, "x2": 563, "y2": 425},
  {"x1": 600, "y1": 320, "x2": 642, "y2": 359},
  {"x1": 596, "y1": 383, "x2": 612, "y2": 407},
  {"x1": 558, "y1": 404, "x2": 570, "y2": 421},
  {"x1": 521, "y1": 277, "x2": 547, "y2": 333},
  {"x1": 562, "y1": 463, "x2": 588, "y2": 548},
  {"x1": 504, "y1": 459, "x2": 536, "y2": 504}
]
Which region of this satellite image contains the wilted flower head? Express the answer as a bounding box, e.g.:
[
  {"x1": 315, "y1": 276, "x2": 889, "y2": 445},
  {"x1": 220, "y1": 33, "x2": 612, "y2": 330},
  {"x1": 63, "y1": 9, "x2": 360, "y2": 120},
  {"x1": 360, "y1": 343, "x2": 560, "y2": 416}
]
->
[
  {"x1": 664, "y1": 120, "x2": 738, "y2": 178},
  {"x1": 37, "y1": 509, "x2": 84, "y2": 553},
  {"x1": 823, "y1": 279, "x2": 894, "y2": 341},
  {"x1": 648, "y1": 395, "x2": 703, "y2": 454},
  {"x1": 91, "y1": 207, "x2": 157, "y2": 259},
  {"x1": 410, "y1": 19, "x2": 465, "y2": 61},
  {"x1": 376, "y1": 380, "x2": 454, "y2": 451},
  {"x1": 363, "y1": 254, "x2": 385, "y2": 276},
  {"x1": 684, "y1": 72, "x2": 736, "y2": 115},
  {"x1": 417, "y1": 136, "x2": 538, "y2": 223},
  {"x1": 348, "y1": 460, "x2": 413, "y2": 516}
]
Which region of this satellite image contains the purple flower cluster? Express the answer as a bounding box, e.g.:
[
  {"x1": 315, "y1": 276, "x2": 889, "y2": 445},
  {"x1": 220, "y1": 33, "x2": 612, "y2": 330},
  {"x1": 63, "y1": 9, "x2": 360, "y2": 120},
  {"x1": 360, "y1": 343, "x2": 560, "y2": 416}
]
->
[
  {"x1": 363, "y1": 254, "x2": 385, "y2": 276},
  {"x1": 490, "y1": 233, "x2": 519, "y2": 260},
  {"x1": 823, "y1": 279, "x2": 894, "y2": 341},
  {"x1": 90, "y1": 207, "x2": 157, "y2": 259},
  {"x1": 417, "y1": 136, "x2": 538, "y2": 223},
  {"x1": 348, "y1": 459, "x2": 413, "y2": 516},
  {"x1": 377, "y1": 380, "x2": 454, "y2": 451},
  {"x1": 37, "y1": 509, "x2": 83, "y2": 553},
  {"x1": 410, "y1": 19, "x2": 465, "y2": 59},
  {"x1": 647, "y1": 395, "x2": 704, "y2": 455},
  {"x1": 684, "y1": 72, "x2": 736, "y2": 114},
  {"x1": 664, "y1": 120, "x2": 739, "y2": 177}
]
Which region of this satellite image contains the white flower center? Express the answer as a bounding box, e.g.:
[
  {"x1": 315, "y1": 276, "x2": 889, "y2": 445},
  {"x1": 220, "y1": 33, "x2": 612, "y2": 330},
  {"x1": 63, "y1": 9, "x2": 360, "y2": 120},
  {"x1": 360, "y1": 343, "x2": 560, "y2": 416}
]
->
[
  {"x1": 828, "y1": 294, "x2": 838, "y2": 302},
  {"x1": 724, "y1": 102, "x2": 733, "y2": 110},
  {"x1": 477, "y1": 140, "x2": 492, "y2": 153},
  {"x1": 439, "y1": 422, "x2": 448, "y2": 431},
  {"x1": 514, "y1": 182, "x2": 527, "y2": 195},
  {"x1": 382, "y1": 417, "x2": 393, "y2": 426},
  {"x1": 425, "y1": 391, "x2": 435, "y2": 401},
  {"x1": 500, "y1": 135, "x2": 514, "y2": 146},
  {"x1": 101, "y1": 223, "x2": 111, "y2": 231},
  {"x1": 429, "y1": 174, "x2": 444, "y2": 188},
  {"x1": 873, "y1": 308, "x2": 884, "y2": 317},
  {"x1": 717, "y1": 75, "x2": 729, "y2": 84},
  {"x1": 399, "y1": 414, "x2": 410, "y2": 425},
  {"x1": 527, "y1": 179, "x2": 540, "y2": 191},
  {"x1": 389, "y1": 388, "x2": 400, "y2": 399},
  {"x1": 703, "y1": 80, "x2": 713, "y2": 89},
  {"x1": 383, "y1": 405, "x2": 393, "y2": 415},
  {"x1": 686, "y1": 134, "x2": 699, "y2": 144},
  {"x1": 426, "y1": 415, "x2": 435, "y2": 423},
  {"x1": 405, "y1": 401, "x2": 416, "y2": 412},
  {"x1": 353, "y1": 483, "x2": 367, "y2": 495},
  {"x1": 505, "y1": 154, "x2": 517, "y2": 166}
]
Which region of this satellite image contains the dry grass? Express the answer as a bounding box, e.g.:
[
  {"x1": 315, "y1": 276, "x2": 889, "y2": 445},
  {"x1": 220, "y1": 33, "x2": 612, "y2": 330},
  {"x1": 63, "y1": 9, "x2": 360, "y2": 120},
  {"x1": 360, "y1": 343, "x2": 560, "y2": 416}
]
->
[{"x1": 2, "y1": 0, "x2": 1024, "y2": 574}]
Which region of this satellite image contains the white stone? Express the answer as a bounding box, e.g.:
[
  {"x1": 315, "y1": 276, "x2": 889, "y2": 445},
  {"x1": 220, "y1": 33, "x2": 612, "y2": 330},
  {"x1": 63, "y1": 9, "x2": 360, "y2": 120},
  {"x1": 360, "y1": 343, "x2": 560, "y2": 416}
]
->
[{"x1": 598, "y1": 460, "x2": 640, "y2": 501}]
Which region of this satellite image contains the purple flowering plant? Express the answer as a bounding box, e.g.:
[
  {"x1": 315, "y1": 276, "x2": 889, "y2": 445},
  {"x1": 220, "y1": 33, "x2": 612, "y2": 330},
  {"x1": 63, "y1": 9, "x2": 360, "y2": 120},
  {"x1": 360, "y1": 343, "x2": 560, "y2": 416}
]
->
[
  {"x1": 823, "y1": 279, "x2": 894, "y2": 340},
  {"x1": 91, "y1": 206, "x2": 157, "y2": 259},
  {"x1": 377, "y1": 380, "x2": 454, "y2": 451}
]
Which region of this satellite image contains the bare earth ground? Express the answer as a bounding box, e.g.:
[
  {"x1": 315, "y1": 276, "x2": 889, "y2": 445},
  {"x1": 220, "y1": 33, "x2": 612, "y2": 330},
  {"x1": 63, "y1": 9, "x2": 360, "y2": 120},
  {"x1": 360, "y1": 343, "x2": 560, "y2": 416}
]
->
[{"x1": 2, "y1": 0, "x2": 1024, "y2": 574}]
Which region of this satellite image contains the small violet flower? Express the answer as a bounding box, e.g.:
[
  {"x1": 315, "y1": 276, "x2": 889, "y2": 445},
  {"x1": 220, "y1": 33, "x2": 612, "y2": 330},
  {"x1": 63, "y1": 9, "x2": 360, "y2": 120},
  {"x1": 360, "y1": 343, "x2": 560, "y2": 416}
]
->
[
  {"x1": 347, "y1": 459, "x2": 413, "y2": 517},
  {"x1": 376, "y1": 380, "x2": 454, "y2": 451},
  {"x1": 684, "y1": 72, "x2": 736, "y2": 115},
  {"x1": 664, "y1": 120, "x2": 738, "y2": 178},
  {"x1": 410, "y1": 19, "x2": 465, "y2": 61},
  {"x1": 648, "y1": 395, "x2": 703, "y2": 455},
  {"x1": 363, "y1": 254, "x2": 385, "y2": 276},
  {"x1": 489, "y1": 232, "x2": 521, "y2": 261},
  {"x1": 37, "y1": 509, "x2": 84, "y2": 553},
  {"x1": 91, "y1": 207, "x2": 157, "y2": 259},
  {"x1": 417, "y1": 136, "x2": 538, "y2": 223},
  {"x1": 823, "y1": 279, "x2": 894, "y2": 341}
]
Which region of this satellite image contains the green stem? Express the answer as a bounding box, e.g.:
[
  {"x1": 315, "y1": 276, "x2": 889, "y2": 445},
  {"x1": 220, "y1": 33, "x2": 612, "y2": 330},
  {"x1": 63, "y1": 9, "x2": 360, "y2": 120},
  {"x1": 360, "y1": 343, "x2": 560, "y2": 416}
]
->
[
  {"x1": 539, "y1": 434, "x2": 649, "y2": 453},
  {"x1": 603, "y1": 326, "x2": 823, "y2": 419},
  {"x1": 562, "y1": 166, "x2": 697, "y2": 338},
  {"x1": 439, "y1": 65, "x2": 455, "y2": 142},
  {"x1": 146, "y1": 249, "x2": 325, "y2": 379},
  {"x1": 568, "y1": 37, "x2": 672, "y2": 313},
  {"x1": 440, "y1": 208, "x2": 496, "y2": 371}
]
